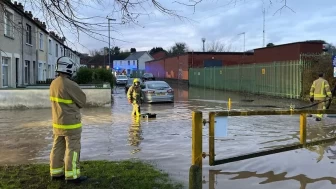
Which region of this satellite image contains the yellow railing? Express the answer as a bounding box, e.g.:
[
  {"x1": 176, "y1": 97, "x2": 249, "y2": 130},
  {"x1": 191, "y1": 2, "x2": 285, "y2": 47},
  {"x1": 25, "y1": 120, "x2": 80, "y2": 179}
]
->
[{"x1": 191, "y1": 109, "x2": 336, "y2": 167}]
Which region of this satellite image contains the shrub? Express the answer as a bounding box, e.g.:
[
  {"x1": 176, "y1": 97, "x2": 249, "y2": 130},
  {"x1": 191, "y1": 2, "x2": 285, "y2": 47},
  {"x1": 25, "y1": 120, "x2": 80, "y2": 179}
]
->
[
  {"x1": 75, "y1": 67, "x2": 94, "y2": 84},
  {"x1": 302, "y1": 54, "x2": 336, "y2": 98},
  {"x1": 74, "y1": 67, "x2": 115, "y2": 88}
]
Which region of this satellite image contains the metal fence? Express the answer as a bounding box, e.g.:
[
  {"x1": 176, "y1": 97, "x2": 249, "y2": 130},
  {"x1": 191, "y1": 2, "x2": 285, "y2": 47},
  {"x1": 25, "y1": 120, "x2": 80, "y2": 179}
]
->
[{"x1": 189, "y1": 60, "x2": 311, "y2": 99}]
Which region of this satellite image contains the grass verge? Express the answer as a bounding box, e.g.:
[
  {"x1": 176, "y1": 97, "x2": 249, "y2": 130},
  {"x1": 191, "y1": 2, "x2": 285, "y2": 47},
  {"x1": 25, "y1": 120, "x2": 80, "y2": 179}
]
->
[{"x1": 0, "y1": 160, "x2": 184, "y2": 189}]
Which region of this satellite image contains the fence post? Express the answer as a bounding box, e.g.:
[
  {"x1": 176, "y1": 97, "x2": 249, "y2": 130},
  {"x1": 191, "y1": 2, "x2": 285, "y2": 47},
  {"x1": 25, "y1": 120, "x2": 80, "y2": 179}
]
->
[
  {"x1": 192, "y1": 111, "x2": 203, "y2": 167},
  {"x1": 300, "y1": 113, "x2": 307, "y2": 146},
  {"x1": 209, "y1": 112, "x2": 215, "y2": 166}
]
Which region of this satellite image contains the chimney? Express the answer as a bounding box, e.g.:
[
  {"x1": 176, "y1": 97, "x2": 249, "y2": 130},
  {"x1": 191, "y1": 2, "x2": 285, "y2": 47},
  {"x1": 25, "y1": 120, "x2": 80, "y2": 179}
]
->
[
  {"x1": 14, "y1": 1, "x2": 17, "y2": 5},
  {"x1": 18, "y1": 3, "x2": 24, "y2": 11},
  {"x1": 28, "y1": 11, "x2": 33, "y2": 18},
  {"x1": 42, "y1": 22, "x2": 46, "y2": 29}
]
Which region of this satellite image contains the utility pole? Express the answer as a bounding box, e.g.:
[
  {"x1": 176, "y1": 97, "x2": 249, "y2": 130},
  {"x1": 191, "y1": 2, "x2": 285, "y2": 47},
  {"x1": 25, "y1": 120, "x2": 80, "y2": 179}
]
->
[
  {"x1": 238, "y1": 32, "x2": 246, "y2": 94},
  {"x1": 106, "y1": 17, "x2": 116, "y2": 70},
  {"x1": 262, "y1": 7, "x2": 266, "y2": 47},
  {"x1": 202, "y1": 38, "x2": 206, "y2": 52},
  {"x1": 238, "y1": 32, "x2": 245, "y2": 53}
]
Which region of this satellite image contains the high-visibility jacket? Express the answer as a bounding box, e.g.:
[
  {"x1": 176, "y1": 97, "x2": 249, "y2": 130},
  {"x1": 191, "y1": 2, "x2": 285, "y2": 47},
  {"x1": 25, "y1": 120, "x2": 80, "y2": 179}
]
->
[
  {"x1": 50, "y1": 76, "x2": 86, "y2": 135},
  {"x1": 310, "y1": 77, "x2": 332, "y2": 100},
  {"x1": 127, "y1": 85, "x2": 143, "y2": 104}
]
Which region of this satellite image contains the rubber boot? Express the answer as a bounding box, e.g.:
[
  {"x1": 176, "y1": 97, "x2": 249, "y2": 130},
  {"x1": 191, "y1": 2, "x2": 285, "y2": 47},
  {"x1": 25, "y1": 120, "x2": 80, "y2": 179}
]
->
[
  {"x1": 66, "y1": 176, "x2": 88, "y2": 184},
  {"x1": 50, "y1": 175, "x2": 65, "y2": 181},
  {"x1": 316, "y1": 117, "x2": 322, "y2": 121},
  {"x1": 307, "y1": 114, "x2": 312, "y2": 117}
]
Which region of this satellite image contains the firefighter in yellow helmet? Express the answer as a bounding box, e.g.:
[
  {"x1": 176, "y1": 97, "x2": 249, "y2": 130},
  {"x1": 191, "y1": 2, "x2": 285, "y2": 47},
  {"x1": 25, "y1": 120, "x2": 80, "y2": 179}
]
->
[
  {"x1": 127, "y1": 78, "x2": 144, "y2": 116},
  {"x1": 49, "y1": 56, "x2": 87, "y2": 183},
  {"x1": 309, "y1": 73, "x2": 332, "y2": 121}
]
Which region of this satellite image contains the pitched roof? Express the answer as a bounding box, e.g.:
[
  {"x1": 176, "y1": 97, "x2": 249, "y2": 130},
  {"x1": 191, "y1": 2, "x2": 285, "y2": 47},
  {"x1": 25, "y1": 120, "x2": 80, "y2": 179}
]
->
[{"x1": 124, "y1": 51, "x2": 148, "y2": 60}]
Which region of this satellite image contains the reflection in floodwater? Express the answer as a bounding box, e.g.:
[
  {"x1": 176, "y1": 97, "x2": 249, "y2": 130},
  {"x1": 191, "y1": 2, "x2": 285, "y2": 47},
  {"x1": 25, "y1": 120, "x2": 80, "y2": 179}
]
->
[
  {"x1": 210, "y1": 170, "x2": 336, "y2": 189},
  {"x1": 306, "y1": 124, "x2": 336, "y2": 162},
  {"x1": 128, "y1": 116, "x2": 143, "y2": 154},
  {"x1": 189, "y1": 168, "x2": 336, "y2": 189}
]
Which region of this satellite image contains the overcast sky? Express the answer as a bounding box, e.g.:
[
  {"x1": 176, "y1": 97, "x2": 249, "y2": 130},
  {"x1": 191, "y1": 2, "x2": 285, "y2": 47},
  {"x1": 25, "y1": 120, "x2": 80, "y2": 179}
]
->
[{"x1": 22, "y1": 0, "x2": 336, "y2": 53}]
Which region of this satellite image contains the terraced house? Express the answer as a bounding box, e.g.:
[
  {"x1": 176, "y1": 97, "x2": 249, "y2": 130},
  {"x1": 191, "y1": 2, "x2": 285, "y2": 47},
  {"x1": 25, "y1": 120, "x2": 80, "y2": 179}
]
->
[{"x1": 0, "y1": 0, "x2": 81, "y2": 88}]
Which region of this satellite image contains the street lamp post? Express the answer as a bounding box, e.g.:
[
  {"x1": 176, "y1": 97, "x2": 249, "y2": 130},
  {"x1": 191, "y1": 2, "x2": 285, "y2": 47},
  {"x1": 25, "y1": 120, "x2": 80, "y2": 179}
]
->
[
  {"x1": 238, "y1": 32, "x2": 246, "y2": 94},
  {"x1": 106, "y1": 17, "x2": 116, "y2": 70},
  {"x1": 202, "y1": 38, "x2": 206, "y2": 52}
]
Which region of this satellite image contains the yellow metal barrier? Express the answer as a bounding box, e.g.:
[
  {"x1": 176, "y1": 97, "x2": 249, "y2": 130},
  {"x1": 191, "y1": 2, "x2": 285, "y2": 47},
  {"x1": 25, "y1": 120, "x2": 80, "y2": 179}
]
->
[{"x1": 191, "y1": 109, "x2": 336, "y2": 167}]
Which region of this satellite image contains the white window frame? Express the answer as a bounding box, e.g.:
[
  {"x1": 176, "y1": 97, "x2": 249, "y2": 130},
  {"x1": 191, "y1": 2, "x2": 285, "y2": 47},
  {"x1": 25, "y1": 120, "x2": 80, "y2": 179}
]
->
[
  {"x1": 48, "y1": 39, "x2": 52, "y2": 55},
  {"x1": 48, "y1": 64, "x2": 51, "y2": 78},
  {"x1": 24, "y1": 60, "x2": 29, "y2": 84},
  {"x1": 39, "y1": 33, "x2": 44, "y2": 50},
  {"x1": 4, "y1": 8, "x2": 14, "y2": 38},
  {"x1": 26, "y1": 24, "x2": 32, "y2": 44},
  {"x1": 55, "y1": 44, "x2": 58, "y2": 57},
  {"x1": 2, "y1": 57, "x2": 10, "y2": 87}
]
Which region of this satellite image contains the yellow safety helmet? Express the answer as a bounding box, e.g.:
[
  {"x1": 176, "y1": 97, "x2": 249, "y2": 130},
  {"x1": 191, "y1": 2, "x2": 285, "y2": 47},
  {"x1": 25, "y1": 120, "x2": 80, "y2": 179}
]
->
[{"x1": 133, "y1": 78, "x2": 140, "y2": 84}]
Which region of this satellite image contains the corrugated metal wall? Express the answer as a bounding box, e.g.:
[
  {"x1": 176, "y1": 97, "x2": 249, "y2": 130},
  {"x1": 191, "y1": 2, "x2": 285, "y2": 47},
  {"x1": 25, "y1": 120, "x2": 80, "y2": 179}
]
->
[{"x1": 189, "y1": 60, "x2": 306, "y2": 99}]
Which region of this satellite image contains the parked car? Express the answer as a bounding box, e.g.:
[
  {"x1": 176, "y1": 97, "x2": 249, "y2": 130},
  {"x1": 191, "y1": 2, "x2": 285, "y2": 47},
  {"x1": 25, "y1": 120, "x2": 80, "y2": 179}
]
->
[
  {"x1": 142, "y1": 81, "x2": 174, "y2": 103},
  {"x1": 116, "y1": 75, "x2": 128, "y2": 86},
  {"x1": 141, "y1": 73, "x2": 155, "y2": 81},
  {"x1": 125, "y1": 78, "x2": 143, "y2": 93}
]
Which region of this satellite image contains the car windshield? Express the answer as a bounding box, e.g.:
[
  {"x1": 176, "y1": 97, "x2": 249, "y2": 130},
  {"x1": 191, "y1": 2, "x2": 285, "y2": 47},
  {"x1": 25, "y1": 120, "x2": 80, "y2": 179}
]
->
[
  {"x1": 147, "y1": 82, "x2": 170, "y2": 89},
  {"x1": 144, "y1": 73, "x2": 153, "y2": 77},
  {"x1": 117, "y1": 75, "x2": 127, "y2": 79}
]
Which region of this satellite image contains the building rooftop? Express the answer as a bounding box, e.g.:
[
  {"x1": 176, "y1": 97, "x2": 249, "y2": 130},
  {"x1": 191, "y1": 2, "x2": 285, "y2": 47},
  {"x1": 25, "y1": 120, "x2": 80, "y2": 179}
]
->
[{"x1": 124, "y1": 51, "x2": 148, "y2": 60}]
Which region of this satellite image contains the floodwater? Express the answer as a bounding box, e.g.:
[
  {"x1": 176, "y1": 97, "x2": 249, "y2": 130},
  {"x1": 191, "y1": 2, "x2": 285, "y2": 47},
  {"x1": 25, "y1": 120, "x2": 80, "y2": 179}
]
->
[{"x1": 1, "y1": 83, "x2": 336, "y2": 189}]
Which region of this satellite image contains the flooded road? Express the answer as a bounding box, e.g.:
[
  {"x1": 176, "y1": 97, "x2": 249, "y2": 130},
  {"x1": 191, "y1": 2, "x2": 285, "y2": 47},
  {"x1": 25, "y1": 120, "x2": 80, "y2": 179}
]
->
[{"x1": 1, "y1": 83, "x2": 336, "y2": 189}]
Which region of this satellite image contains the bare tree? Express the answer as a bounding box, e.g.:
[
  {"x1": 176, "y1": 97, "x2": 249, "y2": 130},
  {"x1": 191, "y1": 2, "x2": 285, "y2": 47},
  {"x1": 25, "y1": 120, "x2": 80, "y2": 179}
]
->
[
  {"x1": 206, "y1": 40, "x2": 236, "y2": 52},
  {"x1": 0, "y1": 0, "x2": 295, "y2": 52}
]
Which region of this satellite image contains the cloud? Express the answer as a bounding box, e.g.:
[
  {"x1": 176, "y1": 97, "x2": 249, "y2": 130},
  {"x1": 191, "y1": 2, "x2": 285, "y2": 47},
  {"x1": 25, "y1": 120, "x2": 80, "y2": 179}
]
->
[{"x1": 36, "y1": 0, "x2": 336, "y2": 53}]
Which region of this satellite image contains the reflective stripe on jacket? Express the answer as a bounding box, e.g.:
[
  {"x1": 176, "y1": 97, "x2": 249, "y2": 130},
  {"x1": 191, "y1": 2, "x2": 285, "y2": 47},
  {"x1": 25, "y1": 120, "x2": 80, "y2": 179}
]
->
[
  {"x1": 310, "y1": 77, "x2": 332, "y2": 100},
  {"x1": 50, "y1": 76, "x2": 86, "y2": 135},
  {"x1": 127, "y1": 85, "x2": 143, "y2": 104}
]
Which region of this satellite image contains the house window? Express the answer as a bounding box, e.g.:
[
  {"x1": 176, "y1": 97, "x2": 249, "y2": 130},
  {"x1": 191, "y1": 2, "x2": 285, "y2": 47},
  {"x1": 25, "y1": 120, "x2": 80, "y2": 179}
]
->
[
  {"x1": 48, "y1": 40, "x2": 52, "y2": 54},
  {"x1": 39, "y1": 33, "x2": 43, "y2": 50},
  {"x1": 48, "y1": 64, "x2": 51, "y2": 78},
  {"x1": 106, "y1": 65, "x2": 110, "y2": 69},
  {"x1": 91, "y1": 65, "x2": 95, "y2": 68},
  {"x1": 60, "y1": 47, "x2": 63, "y2": 56},
  {"x1": 55, "y1": 44, "x2": 58, "y2": 57},
  {"x1": 133, "y1": 60, "x2": 135, "y2": 65},
  {"x1": 128, "y1": 60, "x2": 130, "y2": 65},
  {"x1": 24, "y1": 60, "x2": 30, "y2": 84},
  {"x1": 26, "y1": 24, "x2": 32, "y2": 44},
  {"x1": 38, "y1": 63, "x2": 43, "y2": 81},
  {"x1": 4, "y1": 10, "x2": 14, "y2": 37},
  {"x1": 2, "y1": 57, "x2": 9, "y2": 87}
]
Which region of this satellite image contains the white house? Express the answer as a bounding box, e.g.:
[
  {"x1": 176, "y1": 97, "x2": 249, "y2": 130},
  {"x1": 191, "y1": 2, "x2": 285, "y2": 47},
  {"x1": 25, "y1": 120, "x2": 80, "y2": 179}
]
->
[
  {"x1": 113, "y1": 51, "x2": 153, "y2": 74},
  {"x1": 47, "y1": 31, "x2": 65, "y2": 79},
  {"x1": 112, "y1": 60, "x2": 138, "y2": 73}
]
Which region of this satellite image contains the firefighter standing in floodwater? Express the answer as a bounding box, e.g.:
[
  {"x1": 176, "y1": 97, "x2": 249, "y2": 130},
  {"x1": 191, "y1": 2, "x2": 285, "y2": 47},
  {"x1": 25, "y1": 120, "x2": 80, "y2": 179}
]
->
[
  {"x1": 49, "y1": 56, "x2": 87, "y2": 183},
  {"x1": 309, "y1": 73, "x2": 332, "y2": 121},
  {"x1": 127, "y1": 78, "x2": 144, "y2": 116}
]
